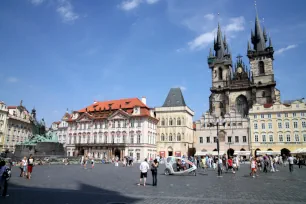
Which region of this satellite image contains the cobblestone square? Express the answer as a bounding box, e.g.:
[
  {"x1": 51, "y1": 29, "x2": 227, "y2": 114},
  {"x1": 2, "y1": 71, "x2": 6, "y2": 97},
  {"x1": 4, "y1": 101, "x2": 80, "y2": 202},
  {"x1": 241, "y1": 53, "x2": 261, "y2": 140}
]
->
[{"x1": 2, "y1": 163, "x2": 306, "y2": 204}]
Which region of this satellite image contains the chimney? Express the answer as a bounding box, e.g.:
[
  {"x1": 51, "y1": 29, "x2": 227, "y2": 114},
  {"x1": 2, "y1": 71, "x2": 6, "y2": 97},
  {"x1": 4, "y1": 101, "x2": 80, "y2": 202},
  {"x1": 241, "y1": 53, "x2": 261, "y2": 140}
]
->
[
  {"x1": 93, "y1": 100, "x2": 97, "y2": 104},
  {"x1": 141, "y1": 96, "x2": 146, "y2": 105}
]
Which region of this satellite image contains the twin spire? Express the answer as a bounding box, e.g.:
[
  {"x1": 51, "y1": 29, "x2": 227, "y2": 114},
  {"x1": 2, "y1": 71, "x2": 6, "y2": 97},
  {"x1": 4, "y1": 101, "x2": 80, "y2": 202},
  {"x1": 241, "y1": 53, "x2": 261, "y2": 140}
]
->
[{"x1": 212, "y1": 23, "x2": 231, "y2": 59}]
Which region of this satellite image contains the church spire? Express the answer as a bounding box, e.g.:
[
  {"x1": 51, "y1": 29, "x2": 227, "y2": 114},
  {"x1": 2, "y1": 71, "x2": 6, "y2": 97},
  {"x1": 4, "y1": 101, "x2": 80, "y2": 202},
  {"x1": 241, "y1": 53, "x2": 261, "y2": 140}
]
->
[
  {"x1": 269, "y1": 37, "x2": 273, "y2": 47},
  {"x1": 214, "y1": 23, "x2": 226, "y2": 59},
  {"x1": 248, "y1": 40, "x2": 251, "y2": 51},
  {"x1": 252, "y1": 15, "x2": 266, "y2": 51},
  {"x1": 209, "y1": 47, "x2": 213, "y2": 57}
]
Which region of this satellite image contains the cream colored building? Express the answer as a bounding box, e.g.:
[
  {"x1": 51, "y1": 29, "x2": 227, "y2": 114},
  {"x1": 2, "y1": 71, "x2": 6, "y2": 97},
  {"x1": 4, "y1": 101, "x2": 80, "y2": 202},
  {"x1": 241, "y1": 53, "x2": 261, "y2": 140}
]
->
[
  {"x1": 5, "y1": 102, "x2": 33, "y2": 152},
  {"x1": 0, "y1": 101, "x2": 8, "y2": 152},
  {"x1": 155, "y1": 88, "x2": 194, "y2": 158},
  {"x1": 249, "y1": 99, "x2": 306, "y2": 156}
]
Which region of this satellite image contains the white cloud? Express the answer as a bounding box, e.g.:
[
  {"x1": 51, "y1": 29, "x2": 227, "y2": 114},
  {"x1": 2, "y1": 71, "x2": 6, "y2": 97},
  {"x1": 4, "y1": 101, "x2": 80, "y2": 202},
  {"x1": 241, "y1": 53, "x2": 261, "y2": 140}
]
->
[
  {"x1": 56, "y1": 0, "x2": 79, "y2": 23},
  {"x1": 275, "y1": 44, "x2": 298, "y2": 55},
  {"x1": 204, "y1": 13, "x2": 215, "y2": 21},
  {"x1": 188, "y1": 16, "x2": 245, "y2": 51},
  {"x1": 7, "y1": 77, "x2": 18, "y2": 83},
  {"x1": 146, "y1": 0, "x2": 159, "y2": 4},
  {"x1": 188, "y1": 30, "x2": 216, "y2": 50},
  {"x1": 224, "y1": 16, "x2": 245, "y2": 32},
  {"x1": 30, "y1": 0, "x2": 45, "y2": 5},
  {"x1": 175, "y1": 48, "x2": 185, "y2": 53},
  {"x1": 179, "y1": 86, "x2": 187, "y2": 91},
  {"x1": 120, "y1": 0, "x2": 142, "y2": 11}
]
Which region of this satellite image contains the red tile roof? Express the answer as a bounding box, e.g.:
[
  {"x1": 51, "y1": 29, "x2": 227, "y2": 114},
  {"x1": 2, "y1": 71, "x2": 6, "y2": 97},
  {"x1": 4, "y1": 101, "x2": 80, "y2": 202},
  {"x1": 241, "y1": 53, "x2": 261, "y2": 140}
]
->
[
  {"x1": 7, "y1": 106, "x2": 17, "y2": 109},
  {"x1": 263, "y1": 103, "x2": 273, "y2": 108},
  {"x1": 78, "y1": 98, "x2": 148, "y2": 113}
]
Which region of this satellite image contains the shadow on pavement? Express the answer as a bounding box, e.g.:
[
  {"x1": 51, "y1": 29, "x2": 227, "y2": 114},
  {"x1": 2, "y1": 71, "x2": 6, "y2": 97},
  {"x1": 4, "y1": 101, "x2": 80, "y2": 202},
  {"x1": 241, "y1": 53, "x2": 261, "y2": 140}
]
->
[{"x1": 2, "y1": 182, "x2": 142, "y2": 204}]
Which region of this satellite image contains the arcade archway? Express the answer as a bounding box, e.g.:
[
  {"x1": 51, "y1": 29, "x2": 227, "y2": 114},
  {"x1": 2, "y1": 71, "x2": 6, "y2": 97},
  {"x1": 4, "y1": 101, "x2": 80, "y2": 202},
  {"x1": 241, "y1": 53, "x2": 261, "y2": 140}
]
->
[
  {"x1": 281, "y1": 148, "x2": 290, "y2": 156},
  {"x1": 227, "y1": 148, "x2": 234, "y2": 157}
]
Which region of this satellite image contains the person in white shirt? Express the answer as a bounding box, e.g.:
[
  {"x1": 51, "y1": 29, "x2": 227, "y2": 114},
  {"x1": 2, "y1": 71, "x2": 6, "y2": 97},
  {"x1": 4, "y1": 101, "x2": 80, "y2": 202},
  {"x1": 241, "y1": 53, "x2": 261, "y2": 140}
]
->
[
  {"x1": 288, "y1": 154, "x2": 294, "y2": 172},
  {"x1": 138, "y1": 158, "x2": 150, "y2": 186}
]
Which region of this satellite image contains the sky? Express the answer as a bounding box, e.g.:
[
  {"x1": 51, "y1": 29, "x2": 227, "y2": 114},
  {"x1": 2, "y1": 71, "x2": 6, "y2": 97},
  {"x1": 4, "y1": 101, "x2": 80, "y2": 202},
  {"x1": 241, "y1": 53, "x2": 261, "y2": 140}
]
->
[{"x1": 1, "y1": 0, "x2": 306, "y2": 126}]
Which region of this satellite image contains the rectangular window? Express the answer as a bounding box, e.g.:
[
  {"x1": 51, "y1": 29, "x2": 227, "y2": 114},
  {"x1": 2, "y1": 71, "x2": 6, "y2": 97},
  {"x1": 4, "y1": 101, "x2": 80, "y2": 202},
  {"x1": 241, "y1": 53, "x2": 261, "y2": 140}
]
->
[
  {"x1": 295, "y1": 134, "x2": 300, "y2": 142},
  {"x1": 285, "y1": 113, "x2": 288, "y2": 117},
  {"x1": 277, "y1": 113, "x2": 281, "y2": 118},
  {"x1": 235, "y1": 136, "x2": 239, "y2": 143},
  {"x1": 112, "y1": 121, "x2": 115, "y2": 128},
  {"x1": 279, "y1": 134, "x2": 283, "y2": 142},
  {"x1": 118, "y1": 120, "x2": 121, "y2": 128},
  {"x1": 137, "y1": 120, "x2": 141, "y2": 127},
  {"x1": 254, "y1": 123, "x2": 258, "y2": 129},
  {"x1": 268, "y1": 114, "x2": 271, "y2": 118},
  {"x1": 286, "y1": 134, "x2": 291, "y2": 142},
  {"x1": 243, "y1": 136, "x2": 247, "y2": 143},
  {"x1": 261, "y1": 123, "x2": 265, "y2": 129},
  {"x1": 262, "y1": 135, "x2": 266, "y2": 142},
  {"x1": 301, "y1": 112, "x2": 305, "y2": 117},
  {"x1": 137, "y1": 135, "x2": 141, "y2": 143},
  {"x1": 303, "y1": 134, "x2": 306, "y2": 142},
  {"x1": 131, "y1": 120, "x2": 134, "y2": 128},
  {"x1": 285, "y1": 122, "x2": 290, "y2": 129},
  {"x1": 293, "y1": 121, "x2": 298, "y2": 128},
  {"x1": 214, "y1": 137, "x2": 217, "y2": 143},
  {"x1": 278, "y1": 122, "x2": 282, "y2": 129},
  {"x1": 269, "y1": 135, "x2": 273, "y2": 142},
  {"x1": 206, "y1": 137, "x2": 210, "y2": 143},
  {"x1": 293, "y1": 113, "x2": 296, "y2": 117},
  {"x1": 137, "y1": 153, "x2": 140, "y2": 161},
  {"x1": 228, "y1": 136, "x2": 232, "y2": 143},
  {"x1": 261, "y1": 114, "x2": 264, "y2": 119},
  {"x1": 254, "y1": 114, "x2": 257, "y2": 119},
  {"x1": 268, "y1": 123, "x2": 272, "y2": 129},
  {"x1": 302, "y1": 121, "x2": 306, "y2": 128},
  {"x1": 199, "y1": 137, "x2": 203, "y2": 144}
]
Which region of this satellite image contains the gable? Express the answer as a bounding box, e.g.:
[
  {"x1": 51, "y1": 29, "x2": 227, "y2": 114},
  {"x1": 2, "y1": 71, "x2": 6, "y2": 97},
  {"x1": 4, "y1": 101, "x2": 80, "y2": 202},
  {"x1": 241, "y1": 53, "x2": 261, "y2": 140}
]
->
[{"x1": 108, "y1": 110, "x2": 130, "y2": 120}]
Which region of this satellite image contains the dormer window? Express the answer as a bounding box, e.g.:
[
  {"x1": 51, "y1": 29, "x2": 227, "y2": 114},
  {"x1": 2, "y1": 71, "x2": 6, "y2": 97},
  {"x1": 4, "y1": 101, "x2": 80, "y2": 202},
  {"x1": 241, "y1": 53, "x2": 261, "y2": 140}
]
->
[{"x1": 125, "y1": 101, "x2": 130, "y2": 105}]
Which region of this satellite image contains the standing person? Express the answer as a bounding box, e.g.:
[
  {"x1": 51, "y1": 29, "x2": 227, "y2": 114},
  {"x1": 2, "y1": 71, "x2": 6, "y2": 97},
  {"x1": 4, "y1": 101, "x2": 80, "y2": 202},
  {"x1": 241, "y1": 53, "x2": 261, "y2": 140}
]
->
[
  {"x1": 298, "y1": 157, "x2": 303, "y2": 169},
  {"x1": 80, "y1": 156, "x2": 84, "y2": 167},
  {"x1": 27, "y1": 155, "x2": 34, "y2": 179},
  {"x1": 0, "y1": 160, "x2": 10, "y2": 197},
  {"x1": 91, "y1": 158, "x2": 95, "y2": 169},
  {"x1": 138, "y1": 158, "x2": 150, "y2": 187},
  {"x1": 19, "y1": 160, "x2": 23, "y2": 177},
  {"x1": 22, "y1": 157, "x2": 27, "y2": 178},
  {"x1": 288, "y1": 154, "x2": 294, "y2": 172},
  {"x1": 250, "y1": 157, "x2": 257, "y2": 178},
  {"x1": 227, "y1": 157, "x2": 235, "y2": 174},
  {"x1": 151, "y1": 159, "x2": 159, "y2": 186},
  {"x1": 263, "y1": 157, "x2": 268, "y2": 173}
]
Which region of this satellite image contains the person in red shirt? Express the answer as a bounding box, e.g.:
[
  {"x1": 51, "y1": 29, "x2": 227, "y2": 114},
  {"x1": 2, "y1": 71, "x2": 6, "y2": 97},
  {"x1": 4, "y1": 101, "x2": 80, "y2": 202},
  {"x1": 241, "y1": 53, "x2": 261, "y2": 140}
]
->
[{"x1": 227, "y1": 157, "x2": 235, "y2": 174}]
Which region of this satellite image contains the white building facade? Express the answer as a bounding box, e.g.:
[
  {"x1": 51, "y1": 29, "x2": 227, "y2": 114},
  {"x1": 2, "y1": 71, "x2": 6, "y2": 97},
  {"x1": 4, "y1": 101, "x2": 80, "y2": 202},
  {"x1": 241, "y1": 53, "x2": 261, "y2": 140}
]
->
[
  {"x1": 0, "y1": 102, "x2": 8, "y2": 152},
  {"x1": 65, "y1": 97, "x2": 158, "y2": 162}
]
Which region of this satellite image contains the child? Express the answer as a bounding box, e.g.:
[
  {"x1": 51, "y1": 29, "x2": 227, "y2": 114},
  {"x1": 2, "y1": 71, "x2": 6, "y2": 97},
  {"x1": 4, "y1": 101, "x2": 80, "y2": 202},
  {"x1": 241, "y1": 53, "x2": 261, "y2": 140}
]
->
[
  {"x1": 250, "y1": 157, "x2": 257, "y2": 178},
  {"x1": 91, "y1": 158, "x2": 95, "y2": 169}
]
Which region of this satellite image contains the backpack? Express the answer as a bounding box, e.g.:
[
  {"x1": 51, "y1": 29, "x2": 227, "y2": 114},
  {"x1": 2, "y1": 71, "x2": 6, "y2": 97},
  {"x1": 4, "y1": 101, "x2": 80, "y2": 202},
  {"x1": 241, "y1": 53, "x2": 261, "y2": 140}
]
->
[{"x1": 2, "y1": 167, "x2": 11, "y2": 181}]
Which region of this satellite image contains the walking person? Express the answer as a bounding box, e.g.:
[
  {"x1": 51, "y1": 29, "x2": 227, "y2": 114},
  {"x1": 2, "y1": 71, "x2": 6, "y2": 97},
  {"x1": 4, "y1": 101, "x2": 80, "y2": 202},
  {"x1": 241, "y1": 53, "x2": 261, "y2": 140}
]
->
[
  {"x1": 288, "y1": 154, "x2": 294, "y2": 172},
  {"x1": 27, "y1": 155, "x2": 34, "y2": 179},
  {"x1": 22, "y1": 157, "x2": 27, "y2": 178},
  {"x1": 138, "y1": 158, "x2": 150, "y2": 187},
  {"x1": 151, "y1": 159, "x2": 159, "y2": 186},
  {"x1": 263, "y1": 156, "x2": 268, "y2": 173},
  {"x1": 91, "y1": 158, "x2": 95, "y2": 169},
  {"x1": 0, "y1": 160, "x2": 10, "y2": 197},
  {"x1": 250, "y1": 157, "x2": 257, "y2": 178},
  {"x1": 84, "y1": 156, "x2": 88, "y2": 169}
]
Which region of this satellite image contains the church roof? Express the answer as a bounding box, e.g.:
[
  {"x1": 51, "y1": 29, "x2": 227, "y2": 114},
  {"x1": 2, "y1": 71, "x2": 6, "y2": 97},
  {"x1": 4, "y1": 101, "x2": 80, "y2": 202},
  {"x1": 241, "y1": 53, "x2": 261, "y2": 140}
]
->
[{"x1": 162, "y1": 88, "x2": 187, "y2": 107}]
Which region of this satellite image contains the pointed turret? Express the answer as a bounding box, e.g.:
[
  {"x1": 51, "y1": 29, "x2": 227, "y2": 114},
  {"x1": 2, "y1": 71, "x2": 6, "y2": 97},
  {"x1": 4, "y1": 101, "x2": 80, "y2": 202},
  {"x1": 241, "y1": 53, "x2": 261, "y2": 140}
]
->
[
  {"x1": 263, "y1": 27, "x2": 267, "y2": 42},
  {"x1": 223, "y1": 34, "x2": 227, "y2": 49},
  {"x1": 269, "y1": 37, "x2": 272, "y2": 47},
  {"x1": 248, "y1": 41, "x2": 251, "y2": 51},
  {"x1": 251, "y1": 15, "x2": 266, "y2": 51},
  {"x1": 209, "y1": 48, "x2": 213, "y2": 57},
  {"x1": 214, "y1": 23, "x2": 226, "y2": 59}
]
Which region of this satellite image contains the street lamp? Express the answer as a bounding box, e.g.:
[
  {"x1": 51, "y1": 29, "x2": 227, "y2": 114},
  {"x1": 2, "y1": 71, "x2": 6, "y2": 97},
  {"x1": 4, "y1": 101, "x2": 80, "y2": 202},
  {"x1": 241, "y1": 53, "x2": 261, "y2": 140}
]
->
[{"x1": 210, "y1": 115, "x2": 226, "y2": 177}]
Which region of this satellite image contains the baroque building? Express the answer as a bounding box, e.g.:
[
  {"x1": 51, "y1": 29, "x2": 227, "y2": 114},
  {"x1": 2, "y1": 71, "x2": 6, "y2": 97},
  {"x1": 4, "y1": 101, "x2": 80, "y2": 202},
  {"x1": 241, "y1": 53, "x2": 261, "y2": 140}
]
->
[
  {"x1": 0, "y1": 102, "x2": 8, "y2": 152},
  {"x1": 65, "y1": 97, "x2": 158, "y2": 161},
  {"x1": 249, "y1": 99, "x2": 306, "y2": 156},
  {"x1": 50, "y1": 111, "x2": 70, "y2": 147},
  {"x1": 5, "y1": 101, "x2": 34, "y2": 152},
  {"x1": 155, "y1": 88, "x2": 194, "y2": 158},
  {"x1": 195, "y1": 13, "x2": 279, "y2": 157}
]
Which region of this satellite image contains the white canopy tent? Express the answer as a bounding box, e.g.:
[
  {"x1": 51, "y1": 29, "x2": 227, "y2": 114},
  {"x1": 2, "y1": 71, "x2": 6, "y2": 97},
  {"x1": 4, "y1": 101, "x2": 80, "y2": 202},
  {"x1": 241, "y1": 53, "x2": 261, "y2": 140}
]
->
[
  {"x1": 195, "y1": 151, "x2": 225, "y2": 156},
  {"x1": 234, "y1": 151, "x2": 251, "y2": 156},
  {"x1": 292, "y1": 148, "x2": 306, "y2": 154},
  {"x1": 256, "y1": 151, "x2": 280, "y2": 156}
]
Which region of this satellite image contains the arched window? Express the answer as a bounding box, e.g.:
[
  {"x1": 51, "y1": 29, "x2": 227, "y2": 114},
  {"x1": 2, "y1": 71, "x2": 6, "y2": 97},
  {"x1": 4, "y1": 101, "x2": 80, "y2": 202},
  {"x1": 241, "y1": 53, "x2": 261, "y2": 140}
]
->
[
  {"x1": 137, "y1": 133, "x2": 141, "y2": 143},
  {"x1": 169, "y1": 133, "x2": 173, "y2": 141},
  {"x1": 169, "y1": 118, "x2": 173, "y2": 126},
  {"x1": 161, "y1": 118, "x2": 165, "y2": 126},
  {"x1": 161, "y1": 133, "x2": 165, "y2": 141},
  {"x1": 177, "y1": 118, "x2": 181, "y2": 125},
  {"x1": 236, "y1": 95, "x2": 249, "y2": 117},
  {"x1": 259, "y1": 61, "x2": 265, "y2": 74},
  {"x1": 218, "y1": 67, "x2": 223, "y2": 80},
  {"x1": 173, "y1": 118, "x2": 176, "y2": 126},
  {"x1": 177, "y1": 133, "x2": 181, "y2": 141}
]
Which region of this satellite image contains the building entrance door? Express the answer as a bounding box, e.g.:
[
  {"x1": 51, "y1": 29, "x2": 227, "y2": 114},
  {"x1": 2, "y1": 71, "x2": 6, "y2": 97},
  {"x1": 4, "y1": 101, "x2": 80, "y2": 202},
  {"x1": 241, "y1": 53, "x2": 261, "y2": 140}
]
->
[
  {"x1": 168, "y1": 151, "x2": 173, "y2": 156},
  {"x1": 115, "y1": 149, "x2": 121, "y2": 160}
]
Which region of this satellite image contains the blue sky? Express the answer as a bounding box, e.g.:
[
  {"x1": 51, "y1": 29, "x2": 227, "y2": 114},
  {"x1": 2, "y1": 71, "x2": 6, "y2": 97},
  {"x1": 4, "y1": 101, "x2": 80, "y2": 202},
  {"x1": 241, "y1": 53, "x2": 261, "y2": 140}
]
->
[{"x1": 1, "y1": 0, "x2": 306, "y2": 125}]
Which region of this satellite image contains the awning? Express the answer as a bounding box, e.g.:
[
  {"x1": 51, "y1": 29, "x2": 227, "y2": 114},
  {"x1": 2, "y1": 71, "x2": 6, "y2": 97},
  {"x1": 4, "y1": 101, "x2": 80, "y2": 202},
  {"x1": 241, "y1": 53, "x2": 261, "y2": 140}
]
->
[
  {"x1": 256, "y1": 151, "x2": 280, "y2": 156},
  {"x1": 195, "y1": 151, "x2": 225, "y2": 156},
  {"x1": 292, "y1": 148, "x2": 306, "y2": 154},
  {"x1": 234, "y1": 151, "x2": 251, "y2": 156}
]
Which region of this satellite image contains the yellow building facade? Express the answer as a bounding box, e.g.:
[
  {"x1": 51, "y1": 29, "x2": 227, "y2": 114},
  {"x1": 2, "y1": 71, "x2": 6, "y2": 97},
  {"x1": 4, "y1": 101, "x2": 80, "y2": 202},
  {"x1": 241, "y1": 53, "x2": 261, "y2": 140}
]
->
[{"x1": 249, "y1": 99, "x2": 306, "y2": 156}]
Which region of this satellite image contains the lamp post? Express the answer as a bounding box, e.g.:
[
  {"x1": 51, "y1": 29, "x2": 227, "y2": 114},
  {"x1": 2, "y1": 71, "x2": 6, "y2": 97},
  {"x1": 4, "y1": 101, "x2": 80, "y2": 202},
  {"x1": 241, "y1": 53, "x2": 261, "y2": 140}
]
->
[{"x1": 210, "y1": 116, "x2": 226, "y2": 177}]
